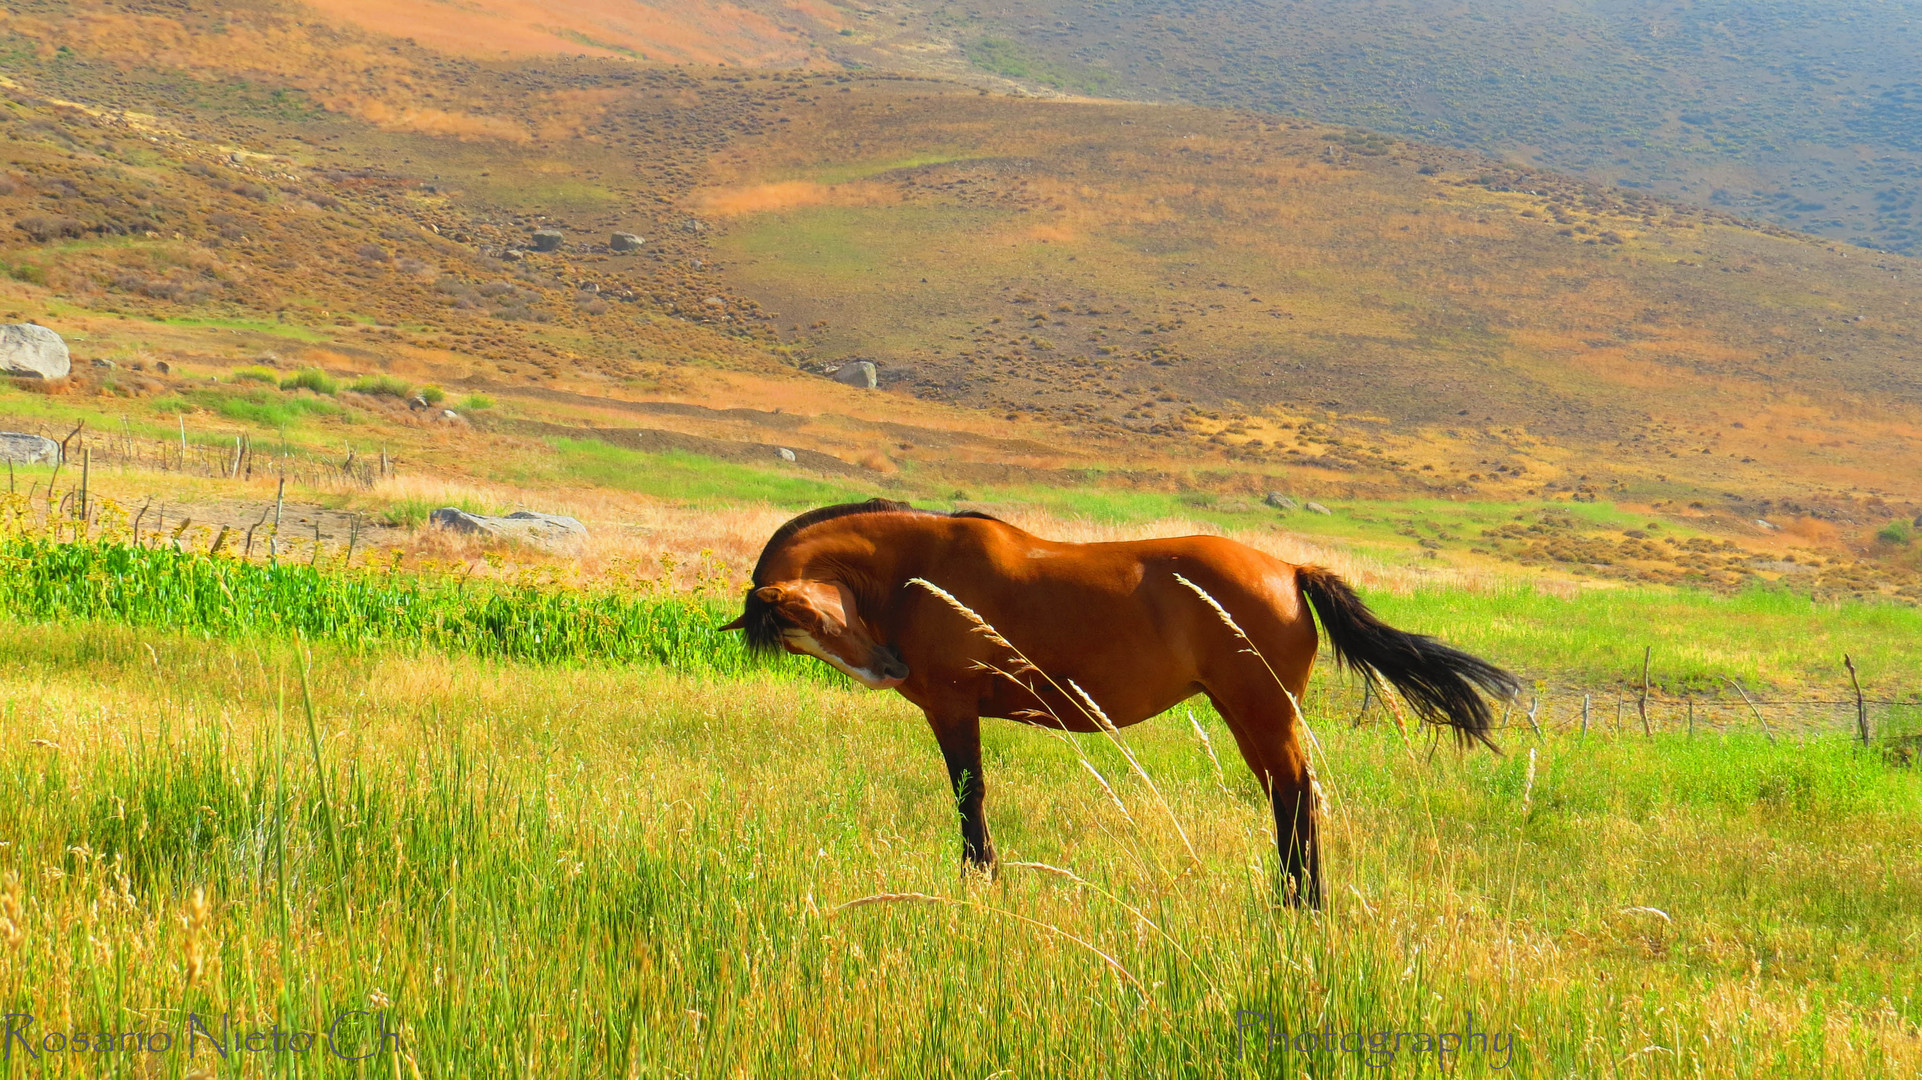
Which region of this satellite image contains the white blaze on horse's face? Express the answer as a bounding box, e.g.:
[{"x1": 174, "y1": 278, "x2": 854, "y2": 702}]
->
[{"x1": 755, "y1": 580, "x2": 909, "y2": 690}]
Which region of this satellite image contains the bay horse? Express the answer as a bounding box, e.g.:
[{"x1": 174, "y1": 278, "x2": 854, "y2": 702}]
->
[{"x1": 721, "y1": 499, "x2": 1516, "y2": 906}]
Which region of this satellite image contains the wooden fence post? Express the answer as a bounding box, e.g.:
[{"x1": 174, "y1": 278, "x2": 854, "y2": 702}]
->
[
  {"x1": 1638, "y1": 647, "x2": 1652, "y2": 736},
  {"x1": 1526, "y1": 695, "x2": 1543, "y2": 739},
  {"x1": 1722, "y1": 676, "x2": 1775, "y2": 744},
  {"x1": 1844, "y1": 655, "x2": 1869, "y2": 746},
  {"x1": 270, "y1": 476, "x2": 285, "y2": 559},
  {"x1": 1581, "y1": 694, "x2": 1590, "y2": 740}
]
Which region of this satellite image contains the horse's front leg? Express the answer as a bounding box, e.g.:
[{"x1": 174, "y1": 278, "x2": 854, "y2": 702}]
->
[{"x1": 924, "y1": 709, "x2": 996, "y2": 875}]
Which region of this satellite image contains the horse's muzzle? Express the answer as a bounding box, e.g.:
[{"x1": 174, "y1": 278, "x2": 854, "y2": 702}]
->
[{"x1": 873, "y1": 646, "x2": 910, "y2": 688}]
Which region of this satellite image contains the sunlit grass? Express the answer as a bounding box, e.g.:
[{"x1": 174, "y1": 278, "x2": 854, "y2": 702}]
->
[{"x1": 0, "y1": 622, "x2": 1916, "y2": 1077}]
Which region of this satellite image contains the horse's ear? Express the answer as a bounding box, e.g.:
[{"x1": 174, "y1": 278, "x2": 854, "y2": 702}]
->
[
  {"x1": 754, "y1": 585, "x2": 787, "y2": 604},
  {"x1": 717, "y1": 614, "x2": 747, "y2": 632}
]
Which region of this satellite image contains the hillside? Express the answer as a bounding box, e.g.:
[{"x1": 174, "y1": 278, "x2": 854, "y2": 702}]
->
[
  {"x1": 822, "y1": 0, "x2": 1922, "y2": 256},
  {"x1": 0, "y1": 0, "x2": 1917, "y2": 599},
  {"x1": 694, "y1": 82, "x2": 1922, "y2": 521}
]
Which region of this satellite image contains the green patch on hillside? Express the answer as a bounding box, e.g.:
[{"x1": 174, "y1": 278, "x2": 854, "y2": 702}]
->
[
  {"x1": 965, "y1": 37, "x2": 1113, "y2": 95},
  {"x1": 527, "y1": 438, "x2": 872, "y2": 506},
  {"x1": 811, "y1": 153, "x2": 983, "y2": 186},
  {"x1": 155, "y1": 314, "x2": 337, "y2": 342}
]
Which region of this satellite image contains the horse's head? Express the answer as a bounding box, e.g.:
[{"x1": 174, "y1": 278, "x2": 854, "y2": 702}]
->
[{"x1": 721, "y1": 579, "x2": 909, "y2": 690}]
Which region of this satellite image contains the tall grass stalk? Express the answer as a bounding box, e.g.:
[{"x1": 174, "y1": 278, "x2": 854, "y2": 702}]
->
[{"x1": 910, "y1": 576, "x2": 1201, "y2": 870}]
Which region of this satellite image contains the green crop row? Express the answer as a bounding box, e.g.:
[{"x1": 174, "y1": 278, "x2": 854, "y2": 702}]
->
[{"x1": 0, "y1": 537, "x2": 806, "y2": 677}]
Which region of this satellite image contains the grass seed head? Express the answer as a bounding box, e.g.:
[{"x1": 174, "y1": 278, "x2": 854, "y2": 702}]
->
[{"x1": 182, "y1": 886, "x2": 211, "y2": 988}]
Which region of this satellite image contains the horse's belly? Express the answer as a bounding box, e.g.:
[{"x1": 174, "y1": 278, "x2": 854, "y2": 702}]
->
[{"x1": 979, "y1": 663, "x2": 1201, "y2": 731}]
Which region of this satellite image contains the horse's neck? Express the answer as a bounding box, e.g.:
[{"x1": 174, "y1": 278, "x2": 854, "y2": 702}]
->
[{"x1": 793, "y1": 516, "x2": 940, "y2": 596}]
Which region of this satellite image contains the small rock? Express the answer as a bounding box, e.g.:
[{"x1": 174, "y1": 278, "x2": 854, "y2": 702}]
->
[
  {"x1": 408, "y1": 395, "x2": 429, "y2": 410},
  {"x1": 92, "y1": 357, "x2": 116, "y2": 369},
  {"x1": 1914, "y1": 514, "x2": 1922, "y2": 528},
  {"x1": 683, "y1": 218, "x2": 707, "y2": 233},
  {"x1": 777, "y1": 447, "x2": 797, "y2": 462},
  {"x1": 0, "y1": 432, "x2": 60, "y2": 465},
  {"x1": 430, "y1": 507, "x2": 586, "y2": 543},
  {"x1": 1304, "y1": 501, "x2": 1333, "y2": 515},
  {"x1": 0, "y1": 324, "x2": 71, "y2": 379},
  {"x1": 829, "y1": 361, "x2": 877, "y2": 389},
  {"x1": 441, "y1": 409, "x2": 459, "y2": 420},
  {"x1": 610, "y1": 232, "x2": 645, "y2": 252},
  {"x1": 703, "y1": 296, "x2": 726, "y2": 308},
  {"x1": 530, "y1": 230, "x2": 564, "y2": 252},
  {"x1": 1754, "y1": 519, "x2": 1779, "y2": 531},
  {"x1": 154, "y1": 360, "x2": 171, "y2": 374},
  {"x1": 500, "y1": 249, "x2": 525, "y2": 262},
  {"x1": 1263, "y1": 491, "x2": 1297, "y2": 510}
]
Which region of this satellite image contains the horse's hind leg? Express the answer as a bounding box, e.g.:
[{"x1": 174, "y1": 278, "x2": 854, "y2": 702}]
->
[{"x1": 1206, "y1": 681, "x2": 1320, "y2": 908}]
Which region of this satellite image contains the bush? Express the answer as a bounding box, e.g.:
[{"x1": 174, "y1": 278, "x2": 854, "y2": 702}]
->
[
  {"x1": 1877, "y1": 520, "x2": 1913, "y2": 546},
  {"x1": 280, "y1": 368, "x2": 338, "y2": 395},
  {"x1": 419, "y1": 385, "x2": 446, "y2": 405},
  {"x1": 458, "y1": 393, "x2": 495, "y2": 411},
  {"x1": 232, "y1": 365, "x2": 279, "y2": 384},
  {"x1": 14, "y1": 215, "x2": 86, "y2": 243},
  {"x1": 348, "y1": 373, "x2": 411, "y2": 398}
]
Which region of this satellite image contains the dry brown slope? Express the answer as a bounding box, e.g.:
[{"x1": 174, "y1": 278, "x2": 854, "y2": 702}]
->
[
  {"x1": 689, "y1": 81, "x2": 1922, "y2": 516},
  {"x1": 2, "y1": 0, "x2": 1919, "y2": 540}
]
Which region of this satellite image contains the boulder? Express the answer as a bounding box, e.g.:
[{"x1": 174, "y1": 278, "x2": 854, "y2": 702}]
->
[
  {"x1": 430, "y1": 508, "x2": 586, "y2": 543},
  {"x1": 1263, "y1": 491, "x2": 1297, "y2": 510},
  {"x1": 830, "y1": 361, "x2": 877, "y2": 389},
  {"x1": 1304, "y1": 501, "x2": 1333, "y2": 515},
  {"x1": 0, "y1": 324, "x2": 70, "y2": 379},
  {"x1": 777, "y1": 447, "x2": 797, "y2": 462},
  {"x1": 610, "y1": 232, "x2": 645, "y2": 252},
  {"x1": 0, "y1": 432, "x2": 60, "y2": 465},
  {"x1": 530, "y1": 230, "x2": 564, "y2": 252},
  {"x1": 1754, "y1": 519, "x2": 1780, "y2": 531}
]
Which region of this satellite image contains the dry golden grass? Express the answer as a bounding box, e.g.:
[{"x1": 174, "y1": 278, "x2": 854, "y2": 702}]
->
[{"x1": 1, "y1": 624, "x2": 1918, "y2": 1076}]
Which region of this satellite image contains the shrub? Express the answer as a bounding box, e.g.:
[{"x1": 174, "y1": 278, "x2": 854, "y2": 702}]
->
[
  {"x1": 232, "y1": 366, "x2": 279, "y2": 384},
  {"x1": 419, "y1": 385, "x2": 446, "y2": 405},
  {"x1": 1877, "y1": 520, "x2": 1913, "y2": 546},
  {"x1": 348, "y1": 373, "x2": 412, "y2": 398},
  {"x1": 280, "y1": 368, "x2": 338, "y2": 395},
  {"x1": 14, "y1": 215, "x2": 86, "y2": 243},
  {"x1": 458, "y1": 393, "x2": 495, "y2": 411}
]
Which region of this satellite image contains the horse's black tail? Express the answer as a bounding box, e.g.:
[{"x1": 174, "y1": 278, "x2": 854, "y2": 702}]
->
[{"x1": 1296, "y1": 566, "x2": 1517, "y2": 749}]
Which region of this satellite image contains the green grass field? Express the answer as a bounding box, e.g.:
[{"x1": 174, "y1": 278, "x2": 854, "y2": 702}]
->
[
  {"x1": 2, "y1": 612, "x2": 1918, "y2": 1077},
  {"x1": 0, "y1": 437, "x2": 1915, "y2": 1078}
]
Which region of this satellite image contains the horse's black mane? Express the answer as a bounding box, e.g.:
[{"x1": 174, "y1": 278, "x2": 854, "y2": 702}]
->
[{"x1": 737, "y1": 499, "x2": 998, "y2": 651}]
